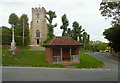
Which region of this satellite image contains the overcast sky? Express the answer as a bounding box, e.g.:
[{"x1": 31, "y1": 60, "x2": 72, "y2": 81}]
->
[{"x1": 0, "y1": 0, "x2": 112, "y2": 42}]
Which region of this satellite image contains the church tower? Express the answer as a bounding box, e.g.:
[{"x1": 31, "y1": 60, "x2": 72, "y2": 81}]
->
[{"x1": 30, "y1": 7, "x2": 48, "y2": 45}]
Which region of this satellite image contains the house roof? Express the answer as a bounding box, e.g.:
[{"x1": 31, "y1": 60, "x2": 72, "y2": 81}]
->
[{"x1": 44, "y1": 36, "x2": 82, "y2": 47}]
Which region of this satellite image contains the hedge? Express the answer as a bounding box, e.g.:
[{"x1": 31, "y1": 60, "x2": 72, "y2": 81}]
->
[{"x1": 1, "y1": 34, "x2": 30, "y2": 46}]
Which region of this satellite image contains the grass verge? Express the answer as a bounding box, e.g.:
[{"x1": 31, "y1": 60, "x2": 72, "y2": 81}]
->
[
  {"x1": 2, "y1": 50, "x2": 64, "y2": 68},
  {"x1": 74, "y1": 53, "x2": 104, "y2": 68},
  {"x1": 2, "y1": 45, "x2": 104, "y2": 68}
]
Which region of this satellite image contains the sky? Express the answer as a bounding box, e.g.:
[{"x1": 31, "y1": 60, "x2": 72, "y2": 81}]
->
[{"x1": 0, "y1": 0, "x2": 112, "y2": 43}]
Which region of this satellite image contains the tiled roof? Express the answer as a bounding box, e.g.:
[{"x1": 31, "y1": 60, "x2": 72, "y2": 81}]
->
[{"x1": 44, "y1": 36, "x2": 82, "y2": 46}]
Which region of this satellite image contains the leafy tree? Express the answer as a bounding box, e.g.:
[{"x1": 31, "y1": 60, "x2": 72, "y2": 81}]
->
[
  {"x1": 8, "y1": 13, "x2": 30, "y2": 46},
  {"x1": 99, "y1": 43, "x2": 108, "y2": 51},
  {"x1": 72, "y1": 21, "x2": 84, "y2": 42},
  {"x1": 19, "y1": 14, "x2": 29, "y2": 37},
  {"x1": 100, "y1": 1, "x2": 120, "y2": 52},
  {"x1": 2, "y1": 26, "x2": 11, "y2": 35},
  {"x1": 89, "y1": 41, "x2": 99, "y2": 52},
  {"x1": 1, "y1": 26, "x2": 12, "y2": 45},
  {"x1": 99, "y1": 1, "x2": 120, "y2": 24},
  {"x1": 89, "y1": 41, "x2": 108, "y2": 52},
  {"x1": 8, "y1": 13, "x2": 19, "y2": 26},
  {"x1": 19, "y1": 14, "x2": 30, "y2": 45},
  {"x1": 103, "y1": 24, "x2": 120, "y2": 52},
  {"x1": 60, "y1": 14, "x2": 69, "y2": 36},
  {"x1": 45, "y1": 10, "x2": 57, "y2": 42},
  {"x1": 86, "y1": 34, "x2": 90, "y2": 44},
  {"x1": 67, "y1": 28, "x2": 72, "y2": 37},
  {"x1": 9, "y1": 13, "x2": 20, "y2": 36},
  {"x1": 82, "y1": 31, "x2": 90, "y2": 50}
]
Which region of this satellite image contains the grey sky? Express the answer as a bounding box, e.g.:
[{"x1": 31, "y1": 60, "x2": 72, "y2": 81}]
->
[{"x1": 0, "y1": 0, "x2": 112, "y2": 42}]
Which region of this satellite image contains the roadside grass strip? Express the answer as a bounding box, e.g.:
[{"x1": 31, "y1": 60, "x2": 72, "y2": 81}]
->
[{"x1": 74, "y1": 53, "x2": 104, "y2": 68}]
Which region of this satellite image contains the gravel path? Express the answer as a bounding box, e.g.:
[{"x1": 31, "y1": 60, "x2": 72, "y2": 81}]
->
[{"x1": 29, "y1": 45, "x2": 45, "y2": 51}]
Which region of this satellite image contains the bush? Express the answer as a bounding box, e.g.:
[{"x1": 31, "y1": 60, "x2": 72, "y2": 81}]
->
[
  {"x1": 2, "y1": 34, "x2": 12, "y2": 45},
  {"x1": 15, "y1": 36, "x2": 30, "y2": 46},
  {"x1": 2, "y1": 34, "x2": 30, "y2": 46}
]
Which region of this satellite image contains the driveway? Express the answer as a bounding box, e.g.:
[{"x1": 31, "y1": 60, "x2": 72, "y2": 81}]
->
[
  {"x1": 29, "y1": 46, "x2": 45, "y2": 50},
  {"x1": 2, "y1": 53, "x2": 119, "y2": 81}
]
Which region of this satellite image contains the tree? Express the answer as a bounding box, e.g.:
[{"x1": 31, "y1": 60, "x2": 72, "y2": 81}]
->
[
  {"x1": 19, "y1": 14, "x2": 30, "y2": 45},
  {"x1": 103, "y1": 24, "x2": 120, "y2": 52},
  {"x1": 19, "y1": 14, "x2": 29, "y2": 37},
  {"x1": 2, "y1": 26, "x2": 11, "y2": 35},
  {"x1": 99, "y1": 43, "x2": 108, "y2": 51},
  {"x1": 99, "y1": 1, "x2": 120, "y2": 24},
  {"x1": 67, "y1": 28, "x2": 72, "y2": 37},
  {"x1": 1, "y1": 26, "x2": 12, "y2": 45},
  {"x1": 60, "y1": 14, "x2": 69, "y2": 36},
  {"x1": 72, "y1": 21, "x2": 84, "y2": 42},
  {"x1": 9, "y1": 13, "x2": 19, "y2": 26},
  {"x1": 89, "y1": 41, "x2": 106, "y2": 52},
  {"x1": 45, "y1": 10, "x2": 57, "y2": 42},
  {"x1": 82, "y1": 32, "x2": 90, "y2": 49},
  {"x1": 8, "y1": 13, "x2": 30, "y2": 46},
  {"x1": 9, "y1": 13, "x2": 20, "y2": 36}
]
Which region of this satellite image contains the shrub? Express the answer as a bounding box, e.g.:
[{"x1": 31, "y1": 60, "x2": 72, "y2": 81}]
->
[{"x1": 2, "y1": 34, "x2": 29, "y2": 46}]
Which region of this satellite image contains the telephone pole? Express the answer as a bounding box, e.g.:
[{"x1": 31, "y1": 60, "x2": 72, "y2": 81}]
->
[{"x1": 23, "y1": 18, "x2": 24, "y2": 46}]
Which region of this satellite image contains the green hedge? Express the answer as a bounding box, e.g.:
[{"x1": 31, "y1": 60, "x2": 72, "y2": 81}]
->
[
  {"x1": 15, "y1": 36, "x2": 30, "y2": 46},
  {"x1": 2, "y1": 34, "x2": 12, "y2": 45},
  {"x1": 2, "y1": 34, "x2": 30, "y2": 46}
]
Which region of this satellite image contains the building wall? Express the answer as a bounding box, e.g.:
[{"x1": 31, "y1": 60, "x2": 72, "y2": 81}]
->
[
  {"x1": 30, "y1": 7, "x2": 48, "y2": 45},
  {"x1": 53, "y1": 48, "x2": 61, "y2": 56},
  {"x1": 62, "y1": 48, "x2": 70, "y2": 58},
  {"x1": 45, "y1": 47, "x2": 80, "y2": 64},
  {"x1": 45, "y1": 47, "x2": 52, "y2": 64},
  {"x1": 71, "y1": 47, "x2": 79, "y2": 55}
]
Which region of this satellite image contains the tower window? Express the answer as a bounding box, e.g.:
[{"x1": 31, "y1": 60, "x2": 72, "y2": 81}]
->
[
  {"x1": 36, "y1": 30, "x2": 40, "y2": 37},
  {"x1": 37, "y1": 13, "x2": 39, "y2": 18}
]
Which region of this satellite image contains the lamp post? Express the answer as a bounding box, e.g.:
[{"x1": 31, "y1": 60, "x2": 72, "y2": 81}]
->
[{"x1": 10, "y1": 24, "x2": 16, "y2": 52}]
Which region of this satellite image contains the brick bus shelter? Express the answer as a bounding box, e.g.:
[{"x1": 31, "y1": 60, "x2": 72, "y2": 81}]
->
[{"x1": 44, "y1": 36, "x2": 82, "y2": 64}]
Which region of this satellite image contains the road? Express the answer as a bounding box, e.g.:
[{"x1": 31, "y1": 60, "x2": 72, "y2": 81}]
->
[
  {"x1": 86, "y1": 53, "x2": 118, "y2": 69},
  {"x1": 2, "y1": 53, "x2": 119, "y2": 81}
]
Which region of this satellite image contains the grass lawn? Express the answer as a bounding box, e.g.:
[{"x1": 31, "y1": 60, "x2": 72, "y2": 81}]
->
[
  {"x1": 2, "y1": 45, "x2": 104, "y2": 68},
  {"x1": 74, "y1": 53, "x2": 104, "y2": 68},
  {"x1": 2, "y1": 45, "x2": 31, "y2": 50},
  {"x1": 2, "y1": 50, "x2": 64, "y2": 68}
]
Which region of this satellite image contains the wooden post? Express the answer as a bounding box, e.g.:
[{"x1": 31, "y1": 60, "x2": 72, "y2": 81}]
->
[{"x1": 61, "y1": 48, "x2": 62, "y2": 62}]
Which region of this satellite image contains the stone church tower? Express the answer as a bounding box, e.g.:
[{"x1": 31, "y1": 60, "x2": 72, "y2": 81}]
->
[{"x1": 30, "y1": 7, "x2": 48, "y2": 45}]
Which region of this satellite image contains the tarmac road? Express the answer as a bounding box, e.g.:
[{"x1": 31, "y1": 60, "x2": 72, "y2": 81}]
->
[{"x1": 2, "y1": 52, "x2": 119, "y2": 81}]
